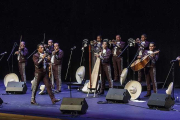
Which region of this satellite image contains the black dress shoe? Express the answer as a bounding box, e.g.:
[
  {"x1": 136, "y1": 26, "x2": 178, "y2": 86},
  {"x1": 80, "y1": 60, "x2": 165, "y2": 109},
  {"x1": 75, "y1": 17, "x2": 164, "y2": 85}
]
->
[
  {"x1": 31, "y1": 100, "x2": 38, "y2": 105},
  {"x1": 52, "y1": 99, "x2": 61, "y2": 104}
]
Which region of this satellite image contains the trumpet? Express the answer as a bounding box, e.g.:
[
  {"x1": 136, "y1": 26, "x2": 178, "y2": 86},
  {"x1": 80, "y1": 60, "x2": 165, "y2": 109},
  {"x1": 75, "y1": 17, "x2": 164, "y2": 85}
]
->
[
  {"x1": 109, "y1": 39, "x2": 116, "y2": 44},
  {"x1": 90, "y1": 40, "x2": 97, "y2": 45},
  {"x1": 52, "y1": 49, "x2": 59, "y2": 55}
]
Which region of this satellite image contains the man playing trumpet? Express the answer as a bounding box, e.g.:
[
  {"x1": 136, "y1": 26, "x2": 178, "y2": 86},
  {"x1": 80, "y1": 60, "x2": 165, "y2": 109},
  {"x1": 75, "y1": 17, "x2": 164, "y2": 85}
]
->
[
  {"x1": 110, "y1": 35, "x2": 125, "y2": 81},
  {"x1": 91, "y1": 35, "x2": 102, "y2": 68},
  {"x1": 51, "y1": 43, "x2": 64, "y2": 93},
  {"x1": 31, "y1": 44, "x2": 60, "y2": 104}
]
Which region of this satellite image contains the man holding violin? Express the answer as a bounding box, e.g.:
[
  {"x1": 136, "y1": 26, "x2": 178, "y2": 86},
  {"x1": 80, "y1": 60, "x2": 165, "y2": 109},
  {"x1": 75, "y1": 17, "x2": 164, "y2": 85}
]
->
[
  {"x1": 110, "y1": 35, "x2": 125, "y2": 81},
  {"x1": 15, "y1": 41, "x2": 28, "y2": 83},
  {"x1": 51, "y1": 43, "x2": 64, "y2": 93}
]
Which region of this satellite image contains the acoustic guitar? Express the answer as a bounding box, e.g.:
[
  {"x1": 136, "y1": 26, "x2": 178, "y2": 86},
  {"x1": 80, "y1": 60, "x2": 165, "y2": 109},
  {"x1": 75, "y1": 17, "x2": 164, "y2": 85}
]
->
[{"x1": 131, "y1": 50, "x2": 160, "y2": 71}]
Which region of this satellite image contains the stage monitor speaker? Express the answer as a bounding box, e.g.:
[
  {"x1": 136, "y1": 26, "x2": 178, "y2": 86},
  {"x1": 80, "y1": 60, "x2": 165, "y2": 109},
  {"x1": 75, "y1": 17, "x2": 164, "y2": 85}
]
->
[
  {"x1": 106, "y1": 88, "x2": 131, "y2": 103},
  {"x1": 6, "y1": 82, "x2": 27, "y2": 94},
  {"x1": 147, "y1": 93, "x2": 175, "y2": 110},
  {"x1": 60, "y1": 98, "x2": 88, "y2": 114}
]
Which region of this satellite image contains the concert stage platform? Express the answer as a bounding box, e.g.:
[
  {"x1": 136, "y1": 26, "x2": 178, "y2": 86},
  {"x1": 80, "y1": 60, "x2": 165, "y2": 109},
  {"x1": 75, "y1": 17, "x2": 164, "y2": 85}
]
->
[{"x1": 0, "y1": 80, "x2": 180, "y2": 120}]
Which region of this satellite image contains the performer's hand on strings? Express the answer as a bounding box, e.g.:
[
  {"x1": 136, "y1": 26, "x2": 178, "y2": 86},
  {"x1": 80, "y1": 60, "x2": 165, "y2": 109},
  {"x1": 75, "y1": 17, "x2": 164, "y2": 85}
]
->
[
  {"x1": 150, "y1": 53, "x2": 155, "y2": 58},
  {"x1": 137, "y1": 55, "x2": 142, "y2": 59}
]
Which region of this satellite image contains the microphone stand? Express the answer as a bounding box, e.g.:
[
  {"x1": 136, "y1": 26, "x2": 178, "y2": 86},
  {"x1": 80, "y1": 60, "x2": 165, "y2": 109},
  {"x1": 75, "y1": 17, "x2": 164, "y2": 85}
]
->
[
  {"x1": 27, "y1": 50, "x2": 37, "y2": 59},
  {"x1": 0, "y1": 54, "x2": 5, "y2": 61},
  {"x1": 162, "y1": 61, "x2": 176, "y2": 100},
  {"x1": 118, "y1": 43, "x2": 129, "y2": 58},
  {"x1": 127, "y1": 48, "x2": 140, "y2": 69},
  {"x1": 118, "y1": 41, "x2": 135, "y2": 80},
  {"x1": 80, "y1": 48, "x2": 84, "y2": 66},
  {"x1": 123, "y1": 48, "x2": 140, "y2": 84},
  {"x1": 65, "y1": 47, "x2": 75, "y2": 98},
  {"x1": 80, "y1": 41, "x2": 87, "y2": 66},
  {"x1": 172, "y1": 62, "x2": 175, "y2": 100},
  {"x1": 7, "y1": 42, "x2": 18, "y2": 72}
]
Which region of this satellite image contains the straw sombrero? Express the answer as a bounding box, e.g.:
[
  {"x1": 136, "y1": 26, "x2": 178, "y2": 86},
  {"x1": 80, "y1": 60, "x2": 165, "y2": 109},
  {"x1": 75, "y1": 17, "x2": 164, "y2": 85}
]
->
[
  {"x1": 120, "y1": 68, "x2": 128, "y2": 85},
  {"x1": 166, "y1": 82, "x2": 173, "y2": 95},
  {"x1": 125, "y1": 80, "x2": 142, "y2": 100}
]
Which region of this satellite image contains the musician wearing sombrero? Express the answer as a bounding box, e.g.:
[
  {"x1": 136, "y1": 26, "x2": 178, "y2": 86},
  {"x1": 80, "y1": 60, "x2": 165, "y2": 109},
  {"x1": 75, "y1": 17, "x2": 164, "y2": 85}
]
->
[
  {"x1": 15, "y1": 41, "x2": 28, "y2": 83},
  {"x1": 136, "y1": 34, "x2": 149, "y2": 82},
  {"x1": 142, "y1": 42, "x2": 159, "y2": 97},
  {"x1": 110, "y1": 35, "x2": 125, "y2": 81},
  {"x1": 95, "y1": 39, "x2": 112, "y2": 95}
]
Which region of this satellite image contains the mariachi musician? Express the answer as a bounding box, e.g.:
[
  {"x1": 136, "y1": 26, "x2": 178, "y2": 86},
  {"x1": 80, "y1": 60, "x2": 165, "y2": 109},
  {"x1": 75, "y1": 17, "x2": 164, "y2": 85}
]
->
[
  {"x1": 51, "y1": 43, "x2": 64, "y2": 93},
  {"x1": 31, "y1": 40, "x2": 54, "y2": 93},
  {"x1": 44, "y1": 39, "x2": 54, "y2": 89},
  {"x1": 142, "y1": 42, "x2": 159, "y2": 97},
  {"x1": 136, "y1": 34, "x2": 149, "y2": 82},
  {"x1": 95, "y1": 40, "x2": 112, "y2": 95},
  {"x1": 110, "y1": 35, "x2": 125, "y2": 81},
  {"x1": 31, "y1": 44, "x2": 60, "y2": 104},
  {"x1": 91, "y1": 35, "x2": 102, "y2": 68},
  {"x1": 15, "y1": 41, "x2": 28, "y2": 83},
  {"x1": 45, "y1": 40, "x2": 54, "y2": 55}
]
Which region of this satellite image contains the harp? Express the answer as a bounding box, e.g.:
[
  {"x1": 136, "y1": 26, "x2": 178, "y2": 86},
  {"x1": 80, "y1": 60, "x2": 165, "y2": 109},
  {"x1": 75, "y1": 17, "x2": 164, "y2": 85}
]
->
[{"x1": 86, "y1": 51, "x2": 101, "y2": 97}]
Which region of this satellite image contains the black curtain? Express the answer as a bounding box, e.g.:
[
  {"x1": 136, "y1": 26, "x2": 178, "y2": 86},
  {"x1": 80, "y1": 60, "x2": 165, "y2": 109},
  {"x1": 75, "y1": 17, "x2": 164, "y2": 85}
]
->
[{"x1": 0, "y1": 0, "x2": 180, "y2": 87}]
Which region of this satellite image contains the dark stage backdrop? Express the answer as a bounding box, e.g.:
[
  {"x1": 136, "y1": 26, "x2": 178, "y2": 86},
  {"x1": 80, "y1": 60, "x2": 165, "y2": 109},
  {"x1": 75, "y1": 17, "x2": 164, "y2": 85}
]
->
[{"x1": 0, "y1": 0, "x2": 180, "y2": 87}]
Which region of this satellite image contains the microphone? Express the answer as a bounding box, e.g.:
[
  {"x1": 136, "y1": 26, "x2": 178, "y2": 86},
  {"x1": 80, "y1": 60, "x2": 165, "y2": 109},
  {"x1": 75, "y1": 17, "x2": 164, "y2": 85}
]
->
[
  {"x1": 170, "y1": 59, "x2": 178, "y2": 63},
  {"x1": 71, "y1": 46, "x2": 76, "y2": 50},
  {"x1": 0, "y1": 51, "x2": 7, "y2": 56}
]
